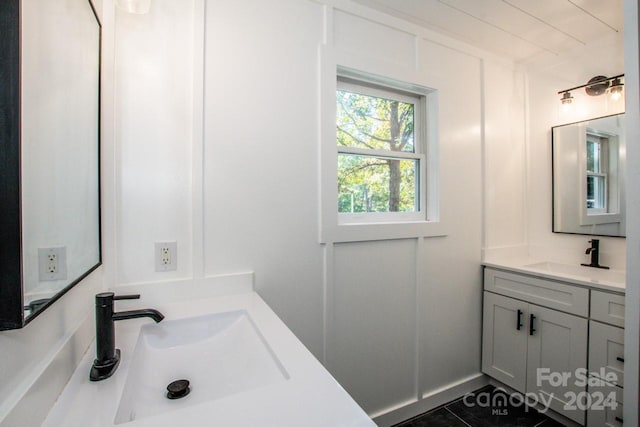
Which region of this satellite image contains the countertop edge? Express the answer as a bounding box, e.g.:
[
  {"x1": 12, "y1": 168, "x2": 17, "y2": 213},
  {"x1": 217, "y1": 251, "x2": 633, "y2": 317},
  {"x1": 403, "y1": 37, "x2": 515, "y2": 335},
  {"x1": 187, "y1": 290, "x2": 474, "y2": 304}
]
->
[{"x1": 482, "y1": 259, "x2": 626, "y2": 294}]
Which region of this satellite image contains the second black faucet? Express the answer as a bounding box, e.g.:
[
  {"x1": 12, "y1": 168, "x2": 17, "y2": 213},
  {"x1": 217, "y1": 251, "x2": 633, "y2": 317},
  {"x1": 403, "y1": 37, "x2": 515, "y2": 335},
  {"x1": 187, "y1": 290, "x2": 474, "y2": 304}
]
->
[{"x1": 581, "y1": 239, "x2": 610, "y2": 270}]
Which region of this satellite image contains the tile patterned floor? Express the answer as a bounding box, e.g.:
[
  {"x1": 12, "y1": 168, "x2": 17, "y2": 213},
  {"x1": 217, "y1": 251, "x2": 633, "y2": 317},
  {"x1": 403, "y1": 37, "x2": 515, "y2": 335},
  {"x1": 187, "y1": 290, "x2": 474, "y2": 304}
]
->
[{"x1": 393, "y1": 385, "x2": 566, "y2": 427}]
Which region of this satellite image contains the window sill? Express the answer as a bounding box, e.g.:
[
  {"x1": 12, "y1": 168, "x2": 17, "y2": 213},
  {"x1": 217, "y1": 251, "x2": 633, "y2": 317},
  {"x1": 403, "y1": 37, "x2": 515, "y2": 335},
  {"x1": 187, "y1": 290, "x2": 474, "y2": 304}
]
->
[
  {"x1": 580, "y1": 212, "x2": 622, "y2": 226},
  {"x1": 320, "y1": 219, "x2": 448, "y2": 243}
]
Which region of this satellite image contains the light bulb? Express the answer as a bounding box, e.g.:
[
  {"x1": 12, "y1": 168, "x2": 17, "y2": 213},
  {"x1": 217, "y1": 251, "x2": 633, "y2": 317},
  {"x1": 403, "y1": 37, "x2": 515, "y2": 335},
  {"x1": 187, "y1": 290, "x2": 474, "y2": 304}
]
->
[
  {"x1": 609, "y1": 78, "x2": 624, "y2": 101},
  {"x1": 560, "y1": 91, "x2": 573, "y2": 111}
]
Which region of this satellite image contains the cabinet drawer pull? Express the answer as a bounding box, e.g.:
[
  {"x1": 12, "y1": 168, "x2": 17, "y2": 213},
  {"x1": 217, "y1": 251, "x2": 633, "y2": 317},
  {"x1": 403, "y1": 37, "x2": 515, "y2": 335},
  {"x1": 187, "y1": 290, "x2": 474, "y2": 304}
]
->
[
  {"x1": 615, "y1": 416, "x2": 623, "y2": 423},
  {"x1": 617, "y1": 356, "x2": 625, "y2": 363},
  {"x1": 530, "y1": 314, "x2": 536, "y2": 336},
  {"x1": 517, "y1": 309, "x2": 523, "y2": 331}
]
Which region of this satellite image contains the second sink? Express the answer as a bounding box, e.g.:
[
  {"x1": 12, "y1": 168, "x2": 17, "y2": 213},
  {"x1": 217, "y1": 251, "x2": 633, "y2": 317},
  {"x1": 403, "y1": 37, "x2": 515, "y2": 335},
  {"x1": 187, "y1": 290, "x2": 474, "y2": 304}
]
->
[{"x1": 524, "y1": 261, "x2": 625, "y2": 285}]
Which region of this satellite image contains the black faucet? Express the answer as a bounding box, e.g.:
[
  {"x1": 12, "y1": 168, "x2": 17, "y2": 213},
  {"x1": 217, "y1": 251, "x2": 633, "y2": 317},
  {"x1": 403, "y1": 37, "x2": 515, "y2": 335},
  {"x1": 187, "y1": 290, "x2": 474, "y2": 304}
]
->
[
  {"x1": 90, "y1": 292, "x2": 164, "y2": 381},
  {"x1": 581, "y1": 239, "x2": 610, "y2": 270}
]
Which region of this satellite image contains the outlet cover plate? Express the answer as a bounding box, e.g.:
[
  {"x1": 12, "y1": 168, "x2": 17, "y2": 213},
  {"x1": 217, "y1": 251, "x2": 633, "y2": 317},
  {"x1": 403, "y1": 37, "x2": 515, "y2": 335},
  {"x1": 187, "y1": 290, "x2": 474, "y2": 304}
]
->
[
  {"x1": 155, "y1": 241, "x2": 177, "y2": 272},
  {"x1": 38, "y1": 247, "x2": 68, "y2": 281}
]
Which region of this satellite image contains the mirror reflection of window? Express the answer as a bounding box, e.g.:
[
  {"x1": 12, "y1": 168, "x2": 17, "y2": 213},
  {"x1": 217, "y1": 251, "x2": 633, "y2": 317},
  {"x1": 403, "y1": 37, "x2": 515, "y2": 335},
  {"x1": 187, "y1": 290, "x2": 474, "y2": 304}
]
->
[
  {"x1": 586, "y1": 134, "x2": 608, "y2": 213},
  {"x1": 552, "y1": 113, "x2": 625, "y2": 237}
]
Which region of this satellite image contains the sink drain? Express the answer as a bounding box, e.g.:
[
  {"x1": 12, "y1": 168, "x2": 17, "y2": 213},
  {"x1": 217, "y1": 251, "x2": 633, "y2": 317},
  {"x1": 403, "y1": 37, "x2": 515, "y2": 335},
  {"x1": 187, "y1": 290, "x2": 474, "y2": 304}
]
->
[{"x1": 166, "y1": 379, "x2": 190, "y2": 399}]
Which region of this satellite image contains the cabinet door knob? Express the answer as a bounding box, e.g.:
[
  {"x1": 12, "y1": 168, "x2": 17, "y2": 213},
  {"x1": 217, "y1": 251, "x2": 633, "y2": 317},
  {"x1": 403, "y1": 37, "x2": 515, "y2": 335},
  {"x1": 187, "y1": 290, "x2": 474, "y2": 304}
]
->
[
  {"x1": 529, "y1": 314, "x2": 536, "y2": 336},
  {"x1": 615, "y1": 416, "x2": 623, "y2": 423},
  {"x1": 517, "y1": 309, "x2": 523, "y2": 331},
  {"x1": 617, "y1": 356, "x2": 625, "y2": 363}
]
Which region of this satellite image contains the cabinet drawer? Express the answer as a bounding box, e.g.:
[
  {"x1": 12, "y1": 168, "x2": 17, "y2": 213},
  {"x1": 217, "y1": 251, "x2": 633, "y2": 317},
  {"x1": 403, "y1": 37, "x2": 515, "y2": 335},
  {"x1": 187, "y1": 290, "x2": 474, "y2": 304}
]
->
[
  {"x1": 484, "y1": 268, "x2": 589, "y2": 316},
  {"x1": 591, "y1": 291, "x2": 625, "y2": 327},
  {"x1": 587, "y1": 380, "x2": 623, "y2": 427},
  {"x1": 589, "y1": 320, "x2": 624, "y2": 388}
]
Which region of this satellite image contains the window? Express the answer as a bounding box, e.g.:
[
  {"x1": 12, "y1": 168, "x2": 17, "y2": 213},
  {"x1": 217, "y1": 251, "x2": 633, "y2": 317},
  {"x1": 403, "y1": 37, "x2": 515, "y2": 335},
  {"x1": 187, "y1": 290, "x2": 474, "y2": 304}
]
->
[
  {"x1": 586, "y1": 133, "x2": 608, "y2": 214},
  {"x1": 318, "y1": 62, "x2": 441, "y2": 243},
  {"x1": 577, "y1": 127, "x2": 621, "y2": 228},
  {"x1": 336, "y1": 77, "x2": 426, "y2": 223}
]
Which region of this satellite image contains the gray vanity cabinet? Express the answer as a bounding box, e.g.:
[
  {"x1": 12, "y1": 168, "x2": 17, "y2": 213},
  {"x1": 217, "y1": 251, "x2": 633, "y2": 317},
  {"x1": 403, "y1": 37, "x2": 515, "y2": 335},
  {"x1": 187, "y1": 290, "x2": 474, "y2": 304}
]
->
[
  {"x1": 482, "y1": 268, "x2": 590, "y2": 425},
  {"x1": 483, "y1": 267, "x2": 627, "y2": 426}
]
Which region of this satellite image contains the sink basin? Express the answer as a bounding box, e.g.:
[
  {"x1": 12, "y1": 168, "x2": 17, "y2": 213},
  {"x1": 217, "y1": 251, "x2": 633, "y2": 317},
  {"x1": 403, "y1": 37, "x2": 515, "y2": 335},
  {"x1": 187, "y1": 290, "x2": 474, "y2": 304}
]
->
[
  {"x1": 524, "y1": 261, "x2": 625, "y2": 285},
  {"x1": 114, "y1": 310, "x2": 289, "y2": 424}
]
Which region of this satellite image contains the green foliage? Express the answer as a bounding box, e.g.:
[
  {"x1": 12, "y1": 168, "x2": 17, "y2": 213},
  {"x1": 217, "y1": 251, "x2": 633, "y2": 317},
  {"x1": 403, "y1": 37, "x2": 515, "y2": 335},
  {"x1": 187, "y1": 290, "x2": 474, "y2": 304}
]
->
[
  {"x1": 337, "y1": 90, "x2": 414, "y2": 152},
  {"x1": 336, "y1": 89, "x2": 417, "y2": 213}
]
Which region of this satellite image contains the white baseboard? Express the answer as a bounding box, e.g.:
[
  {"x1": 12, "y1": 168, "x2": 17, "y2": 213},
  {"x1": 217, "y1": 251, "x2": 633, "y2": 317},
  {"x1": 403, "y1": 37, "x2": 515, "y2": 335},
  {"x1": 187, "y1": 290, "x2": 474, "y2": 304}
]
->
[{"x1": 373, "y1": 373, "x2": 489, "y2": 427}]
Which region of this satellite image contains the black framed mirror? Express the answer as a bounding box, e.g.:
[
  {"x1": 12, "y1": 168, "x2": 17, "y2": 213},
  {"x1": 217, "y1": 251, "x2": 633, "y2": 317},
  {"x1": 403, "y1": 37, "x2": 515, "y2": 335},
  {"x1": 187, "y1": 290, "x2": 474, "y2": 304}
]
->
[
  {"x1": 552, "y1": 113, "x2": 625, "y2": 237},
  {"x1": 0, "y1": 0, "x2": 102, "y2": 330}
]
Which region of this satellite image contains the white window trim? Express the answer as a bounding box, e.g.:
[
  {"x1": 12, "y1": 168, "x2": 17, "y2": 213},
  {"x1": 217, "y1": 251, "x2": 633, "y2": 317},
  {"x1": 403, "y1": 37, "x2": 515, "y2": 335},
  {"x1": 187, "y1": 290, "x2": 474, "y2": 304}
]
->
[
  {"x1": 586, "y1": 134, "x2": 608, "y2": 214},
  {"x1": 319, "y1": 47, "x2": 445, "y2": 243},
  {"x1": 579, "y1": 129, "x2": 621, "y2": 226}
]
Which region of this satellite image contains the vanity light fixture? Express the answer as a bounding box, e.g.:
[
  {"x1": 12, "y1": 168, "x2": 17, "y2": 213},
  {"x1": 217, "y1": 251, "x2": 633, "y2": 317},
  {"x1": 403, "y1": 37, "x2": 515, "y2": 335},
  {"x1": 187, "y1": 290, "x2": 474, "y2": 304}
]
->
[{"x1": 558, "y1": 74, "x2": 625, "y2": 106}]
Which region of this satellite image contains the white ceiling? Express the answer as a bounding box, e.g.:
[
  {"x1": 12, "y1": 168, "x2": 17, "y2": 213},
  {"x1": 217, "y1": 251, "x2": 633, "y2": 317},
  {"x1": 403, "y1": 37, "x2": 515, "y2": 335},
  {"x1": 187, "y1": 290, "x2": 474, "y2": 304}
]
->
[{"x1": 350, "y1": 0, "x2": 623, "y2": 64}]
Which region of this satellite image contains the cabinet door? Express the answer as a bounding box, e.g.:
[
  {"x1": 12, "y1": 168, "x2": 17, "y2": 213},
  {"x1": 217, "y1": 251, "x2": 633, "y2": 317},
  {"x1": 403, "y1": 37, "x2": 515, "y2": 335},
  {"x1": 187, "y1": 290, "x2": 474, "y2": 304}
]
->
[
  {"x1": 589, "y1": 320, "x2": 625, "y2": 387},
  {"x1": 482, "y1": 292, "x2": 528, "y2": 393},
  {"x1": 527, "y1": 305, "x2": 588, "y2": 425}
]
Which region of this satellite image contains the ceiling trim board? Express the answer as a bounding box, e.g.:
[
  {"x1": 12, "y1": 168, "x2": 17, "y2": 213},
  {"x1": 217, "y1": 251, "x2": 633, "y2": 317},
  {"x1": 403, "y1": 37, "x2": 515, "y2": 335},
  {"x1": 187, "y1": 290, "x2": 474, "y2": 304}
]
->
[
  {"x1": 437, "y1": 0, "x2": 560, "y2": 56},
  {"x1": 502, "y1": 0, "x2": 586, "y2": 45},
  {"x1": 567, "y1": 0, "x2": 620, "y2": 33}
]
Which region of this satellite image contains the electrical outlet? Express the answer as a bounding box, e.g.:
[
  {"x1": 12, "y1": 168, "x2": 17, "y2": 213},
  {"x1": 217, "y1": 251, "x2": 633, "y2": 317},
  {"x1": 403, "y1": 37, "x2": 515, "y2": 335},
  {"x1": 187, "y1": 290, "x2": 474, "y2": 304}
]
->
[
  {"x1": 47, "y1": 253, "x2": 58, "y2": 273},
  {"x1": 161, "y1": 247, "x2": 171, "y2": 265},
  {"x1": 155, "y1": 241, "x2": 177, "y2": 272},
  {"x1": 38, "y1": 247, "x2": 68, "y2": 281}
]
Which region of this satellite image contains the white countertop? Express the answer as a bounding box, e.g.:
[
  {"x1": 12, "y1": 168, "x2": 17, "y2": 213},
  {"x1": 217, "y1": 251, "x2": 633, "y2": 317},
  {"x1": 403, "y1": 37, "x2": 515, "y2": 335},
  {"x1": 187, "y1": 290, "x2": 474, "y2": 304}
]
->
[
  {"x1": 482, "y1": 255, "x2": 625, "y2": 294},
  {"x1": 42, "y1": 291, "x2": 376, "y2": 427}
]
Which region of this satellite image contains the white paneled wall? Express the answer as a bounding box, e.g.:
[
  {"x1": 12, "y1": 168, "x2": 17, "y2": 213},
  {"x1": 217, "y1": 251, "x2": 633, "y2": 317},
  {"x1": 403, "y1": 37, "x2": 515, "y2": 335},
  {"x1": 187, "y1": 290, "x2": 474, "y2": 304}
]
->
[
  {"x1": 114, "y1": 0, "x2": 195, "y2": 284},
  {"x1": 483, "y1": 61, "x2": 527, "y2": 250},
  {"x1": 333, "y1": 9, "x2": 416, "y2": 68},
  {"x1": 202, "y1": 0, "x2": 325, "y2": 357},
  {"x1": 112, "y1": 0, "x2": 525, "y2": 422},
  {"x1": 330, "y1": 240, "x2": 417, "y2": 414}
]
